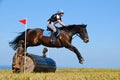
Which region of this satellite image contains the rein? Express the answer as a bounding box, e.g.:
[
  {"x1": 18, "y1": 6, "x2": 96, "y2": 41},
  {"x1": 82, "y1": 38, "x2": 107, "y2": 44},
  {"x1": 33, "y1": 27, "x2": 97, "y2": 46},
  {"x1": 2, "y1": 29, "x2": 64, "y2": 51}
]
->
[{"x1": 72, "y1": 33, "x2": 80, "y2": 39}]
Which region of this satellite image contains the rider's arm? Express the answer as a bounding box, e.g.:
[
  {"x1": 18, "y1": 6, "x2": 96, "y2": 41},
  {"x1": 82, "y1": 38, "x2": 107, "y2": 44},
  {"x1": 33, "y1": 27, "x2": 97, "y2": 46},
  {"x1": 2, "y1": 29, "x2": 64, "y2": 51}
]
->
[{"x1": 57, "y1": 20, "x2": 65, "y2": 27}]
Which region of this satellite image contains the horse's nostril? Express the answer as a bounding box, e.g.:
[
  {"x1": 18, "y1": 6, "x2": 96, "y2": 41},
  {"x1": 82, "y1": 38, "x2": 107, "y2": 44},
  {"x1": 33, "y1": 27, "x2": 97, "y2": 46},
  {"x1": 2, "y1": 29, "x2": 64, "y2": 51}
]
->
[
  {"x1": 86, "y1": 40, "x2": 89, "y2": 43},
  {"x1": 84, "y1": 39, "x2": 89, "y2": 43}
]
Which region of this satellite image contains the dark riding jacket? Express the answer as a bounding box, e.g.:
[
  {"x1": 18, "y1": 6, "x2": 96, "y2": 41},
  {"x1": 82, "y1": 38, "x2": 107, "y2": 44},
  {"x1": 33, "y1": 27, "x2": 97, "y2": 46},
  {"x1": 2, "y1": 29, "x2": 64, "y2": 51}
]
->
[{"x1": 48, "y1": 13, "x2": 62, "y2": 23}]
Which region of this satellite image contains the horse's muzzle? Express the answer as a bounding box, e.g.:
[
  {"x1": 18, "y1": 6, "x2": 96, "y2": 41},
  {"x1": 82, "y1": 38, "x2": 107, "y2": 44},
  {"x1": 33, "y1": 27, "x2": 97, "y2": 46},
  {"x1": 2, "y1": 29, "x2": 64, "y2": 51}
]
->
[{"x1": 84, "y1": 38, "x2": 89, "y2": 43}]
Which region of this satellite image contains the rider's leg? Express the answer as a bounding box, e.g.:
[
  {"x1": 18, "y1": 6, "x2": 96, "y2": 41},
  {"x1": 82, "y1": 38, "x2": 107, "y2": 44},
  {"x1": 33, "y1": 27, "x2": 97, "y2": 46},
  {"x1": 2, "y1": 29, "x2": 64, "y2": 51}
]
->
[
  {"x1": 54, "y1": 30, "x2": 60, "y2": 38},
  {"x1": 50, "y1": 32, "x2": 54, "y2": 42},
  {"x1": 47, "y1": 23, "x2": 57, "y2": 42},
  {"x1": 47, "y1": 22, "x2": 57, "y2": 32}
]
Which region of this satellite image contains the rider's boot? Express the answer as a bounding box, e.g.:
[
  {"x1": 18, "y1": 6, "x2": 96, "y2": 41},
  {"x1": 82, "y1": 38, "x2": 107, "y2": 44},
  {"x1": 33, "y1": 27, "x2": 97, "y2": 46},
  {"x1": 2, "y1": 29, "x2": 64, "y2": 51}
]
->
[
  {"x1": 54, "y1": 30, "x2": 59, "y2": 38},
  {"x1": 50, "y1": 32, "x2": 54, "y2": 43}
]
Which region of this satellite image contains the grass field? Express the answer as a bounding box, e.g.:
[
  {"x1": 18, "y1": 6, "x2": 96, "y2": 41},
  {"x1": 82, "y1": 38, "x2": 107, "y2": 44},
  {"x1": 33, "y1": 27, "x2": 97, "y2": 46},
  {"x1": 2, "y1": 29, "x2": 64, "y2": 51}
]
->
[{"x1": 0, "y1": 68, "x2": 120, "y2": 80}]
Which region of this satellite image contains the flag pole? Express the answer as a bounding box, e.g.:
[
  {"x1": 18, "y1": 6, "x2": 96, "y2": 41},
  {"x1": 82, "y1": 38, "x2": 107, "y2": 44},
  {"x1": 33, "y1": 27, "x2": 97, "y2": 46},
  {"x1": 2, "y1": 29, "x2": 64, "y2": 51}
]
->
[
  {"x1": 19, "y1": 18, "x2": 27, "y2": 73},
  {"x1": 24, "y1": 18, "x2": 27, "y2": 73}
]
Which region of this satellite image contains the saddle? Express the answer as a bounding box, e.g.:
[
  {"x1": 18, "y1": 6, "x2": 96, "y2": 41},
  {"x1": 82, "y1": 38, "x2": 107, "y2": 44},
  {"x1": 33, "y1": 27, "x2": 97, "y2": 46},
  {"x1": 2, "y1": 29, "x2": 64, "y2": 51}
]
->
[
  {"x1": 43, "y1": 27, "x2": 60, "y2": 38},
  {"x1": 42, "y1": 27, "x2": 60, "y2": 44}
]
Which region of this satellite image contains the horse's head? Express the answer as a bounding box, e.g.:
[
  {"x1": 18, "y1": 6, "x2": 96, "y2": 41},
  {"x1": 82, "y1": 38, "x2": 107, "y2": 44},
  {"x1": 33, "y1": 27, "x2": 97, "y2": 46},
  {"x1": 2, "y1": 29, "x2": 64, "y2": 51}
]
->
[
  {"x1": 61, "y1": 24, "x2": 89, "y2": 43},
  {"x1": 76, "y1": 24, "x2": 89, "y2": 43}
]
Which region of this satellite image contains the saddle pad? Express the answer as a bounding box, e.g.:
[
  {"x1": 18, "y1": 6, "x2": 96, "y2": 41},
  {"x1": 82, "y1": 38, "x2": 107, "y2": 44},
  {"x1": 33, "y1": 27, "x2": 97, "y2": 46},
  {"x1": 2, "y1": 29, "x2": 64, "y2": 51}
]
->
[{"x1": 43, "y1": 30, "x2": 51, "y2": 36}]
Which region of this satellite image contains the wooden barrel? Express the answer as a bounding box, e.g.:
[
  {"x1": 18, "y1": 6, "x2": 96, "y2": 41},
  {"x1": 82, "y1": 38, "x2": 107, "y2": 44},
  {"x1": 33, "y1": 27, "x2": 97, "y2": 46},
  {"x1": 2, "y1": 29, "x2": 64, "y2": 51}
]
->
[{"x1": 12, "y1": 53, "x2": 56, "y2": 73}]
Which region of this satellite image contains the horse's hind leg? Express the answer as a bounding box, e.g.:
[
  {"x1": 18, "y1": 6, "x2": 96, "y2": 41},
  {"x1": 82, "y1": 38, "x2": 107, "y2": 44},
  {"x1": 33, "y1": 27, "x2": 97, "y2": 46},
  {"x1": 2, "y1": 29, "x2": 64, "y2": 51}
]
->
[{"x1": 65, "y1": 42, "x2": 84, "y2": 64}]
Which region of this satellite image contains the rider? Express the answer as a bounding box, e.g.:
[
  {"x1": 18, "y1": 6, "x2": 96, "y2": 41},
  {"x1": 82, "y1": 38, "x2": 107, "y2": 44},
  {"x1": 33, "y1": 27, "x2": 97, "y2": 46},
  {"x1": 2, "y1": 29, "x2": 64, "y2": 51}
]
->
[{"x1": 47, "y1": 9, "x2": 65, "y2": 42}]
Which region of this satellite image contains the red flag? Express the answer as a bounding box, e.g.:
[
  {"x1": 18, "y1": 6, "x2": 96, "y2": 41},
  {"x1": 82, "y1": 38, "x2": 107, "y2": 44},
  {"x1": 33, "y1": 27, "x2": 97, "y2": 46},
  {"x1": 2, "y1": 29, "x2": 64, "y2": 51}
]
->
[{"x1": 19, "y1": 19, "x2": 26, "y2": 25}]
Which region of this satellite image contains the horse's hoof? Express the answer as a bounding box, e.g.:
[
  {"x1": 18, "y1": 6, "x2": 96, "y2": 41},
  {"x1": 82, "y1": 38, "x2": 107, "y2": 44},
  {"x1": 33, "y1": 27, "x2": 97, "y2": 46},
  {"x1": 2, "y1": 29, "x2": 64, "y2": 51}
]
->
[
  {"x1": 81, "y1": 57, "x2": 85, "y2": 61},
  {"x1": 79, "y1": 61, "x2": 83, "y2": 64},
  {"x1": 79, "y1": 57, "x2": 84, "y2": 64}
]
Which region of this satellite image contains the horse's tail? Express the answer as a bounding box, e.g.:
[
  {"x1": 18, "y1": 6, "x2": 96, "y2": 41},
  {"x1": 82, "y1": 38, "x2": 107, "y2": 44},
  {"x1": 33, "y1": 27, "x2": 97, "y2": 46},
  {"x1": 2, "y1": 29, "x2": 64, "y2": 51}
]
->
[{"x1": 9, "y1": 29, "x2": 30, "y2": 50}]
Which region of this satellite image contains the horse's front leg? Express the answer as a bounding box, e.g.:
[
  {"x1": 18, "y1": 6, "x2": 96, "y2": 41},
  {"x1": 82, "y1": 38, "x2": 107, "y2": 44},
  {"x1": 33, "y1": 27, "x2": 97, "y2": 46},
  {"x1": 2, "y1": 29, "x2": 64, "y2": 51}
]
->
[{"x1": 65, "y1": 42, "x2": 84, "y2": 64}]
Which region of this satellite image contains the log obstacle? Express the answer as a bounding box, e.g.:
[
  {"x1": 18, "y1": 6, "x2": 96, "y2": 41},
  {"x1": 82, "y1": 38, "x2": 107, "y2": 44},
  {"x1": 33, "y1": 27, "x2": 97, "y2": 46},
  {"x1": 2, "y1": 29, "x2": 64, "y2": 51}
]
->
[{"x1": 12, "y1": 48, "x2": 56, "y2": 73}]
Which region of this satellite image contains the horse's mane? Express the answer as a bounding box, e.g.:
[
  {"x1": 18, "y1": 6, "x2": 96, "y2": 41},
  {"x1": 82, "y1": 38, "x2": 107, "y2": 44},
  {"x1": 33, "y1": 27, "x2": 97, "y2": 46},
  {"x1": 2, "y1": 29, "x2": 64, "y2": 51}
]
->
[{"x1": 59, "y1": 24, "x2": 86, "y2": 30}]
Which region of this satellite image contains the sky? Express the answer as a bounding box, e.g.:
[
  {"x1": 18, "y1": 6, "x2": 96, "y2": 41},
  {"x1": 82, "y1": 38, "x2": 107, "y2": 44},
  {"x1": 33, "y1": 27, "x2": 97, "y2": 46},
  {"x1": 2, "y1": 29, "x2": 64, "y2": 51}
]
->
[{"x1": 0, "y1": 0, "x2": 120, "y2": 68}]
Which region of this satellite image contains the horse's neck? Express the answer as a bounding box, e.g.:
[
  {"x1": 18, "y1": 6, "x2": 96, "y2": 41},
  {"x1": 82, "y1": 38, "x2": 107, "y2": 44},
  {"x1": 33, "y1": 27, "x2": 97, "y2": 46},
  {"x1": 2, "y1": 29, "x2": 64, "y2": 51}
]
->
[{"x1": 61, "y1": 28, "x2": 77, "y2": 37}]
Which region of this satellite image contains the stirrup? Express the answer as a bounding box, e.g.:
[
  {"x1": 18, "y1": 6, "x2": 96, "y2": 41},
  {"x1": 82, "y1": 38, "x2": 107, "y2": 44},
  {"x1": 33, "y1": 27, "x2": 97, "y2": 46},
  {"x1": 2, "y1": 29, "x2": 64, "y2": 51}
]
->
[{"x1": 50, "y1": 38, "x2": 53, "y2": 43}]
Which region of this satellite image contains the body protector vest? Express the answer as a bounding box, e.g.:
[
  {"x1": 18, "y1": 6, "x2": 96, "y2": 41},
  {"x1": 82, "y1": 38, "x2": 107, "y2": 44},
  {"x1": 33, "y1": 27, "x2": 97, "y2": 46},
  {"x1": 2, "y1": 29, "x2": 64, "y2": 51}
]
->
[{"x1": 48, "y1": 13, "x2": 62, "y2": 22}]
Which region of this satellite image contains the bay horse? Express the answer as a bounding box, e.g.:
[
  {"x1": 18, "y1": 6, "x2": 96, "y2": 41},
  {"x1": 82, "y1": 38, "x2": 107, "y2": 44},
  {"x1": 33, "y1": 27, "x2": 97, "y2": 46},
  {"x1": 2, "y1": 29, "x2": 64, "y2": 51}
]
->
[{"x1": 9, "y1": 24, "x2": 89, "y2": 64}]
